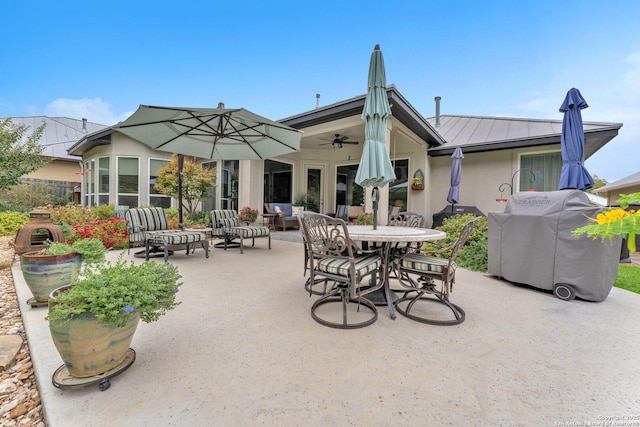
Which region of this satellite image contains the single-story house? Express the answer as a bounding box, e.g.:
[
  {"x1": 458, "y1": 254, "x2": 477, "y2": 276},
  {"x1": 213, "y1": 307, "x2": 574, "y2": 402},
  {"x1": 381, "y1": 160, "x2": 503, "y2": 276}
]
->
[
  {"x1": 5, "y1": 116, "x2": 108, "y2": 203},
  {"x1": 66, "y1": 85, "x2": 622, "y2": 226},
  {"x1": 594, "y1": 171, "x2": 640, "y2": 206}
]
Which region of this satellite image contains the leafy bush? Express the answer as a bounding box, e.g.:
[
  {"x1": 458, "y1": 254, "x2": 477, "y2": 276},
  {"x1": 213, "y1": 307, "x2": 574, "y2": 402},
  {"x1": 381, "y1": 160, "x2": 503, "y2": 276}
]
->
[
  {"x1": 93, "y1": 204, "x2": 116, "y2": 220},
  {"x1": 421, "y1": 213, "x2": 488, "y2": 272},
  {"x1": 0, "y1": 200, "x2": 29, "y2": 213},
  {"x1": 0, "y1": 211, "x2": 30, "y2": 236},
  {"x1": 2, "y1": 181, "x2": 69, "y2": 209},
  {"x1": 49, "y1": 205, "x2": 100, "y2": 226}
]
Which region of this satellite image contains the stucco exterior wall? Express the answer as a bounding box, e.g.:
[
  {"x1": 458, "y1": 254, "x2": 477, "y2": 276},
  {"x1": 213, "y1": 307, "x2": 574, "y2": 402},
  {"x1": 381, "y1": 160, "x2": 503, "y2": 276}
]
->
[{"x1": 22, "y1": 159, "x2": 80, "y2": 183}]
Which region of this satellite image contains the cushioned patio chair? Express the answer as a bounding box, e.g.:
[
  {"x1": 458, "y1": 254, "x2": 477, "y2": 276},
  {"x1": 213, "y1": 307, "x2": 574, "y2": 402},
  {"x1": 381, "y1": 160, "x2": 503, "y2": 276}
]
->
[
  {"x1": 124, "y1": 207, "x2": 209, "y2": 262},
  {"x1": 392, "y1": 216, "x2": 480, "y2": 325},
  {"x1": 209, "y1": 209, "x2": 271, "y2": 254},
  {"x1": 299, "y1": 213, "x2": 383, "y2": 329}
]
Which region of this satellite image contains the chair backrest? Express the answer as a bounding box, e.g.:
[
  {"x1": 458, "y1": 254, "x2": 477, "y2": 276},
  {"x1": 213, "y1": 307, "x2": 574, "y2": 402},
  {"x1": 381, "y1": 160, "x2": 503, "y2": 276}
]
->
[
  {"x1": 388, "y1": 211, "x2": 425, "y2": 228},
  {"x1": 210, "y1": 209, "x2": 240, "y2": 229},
  {"x1": 299, "y1": 213, "x2": 356, "y2": 260},
  {"x1": 446, "y1": 217, "x2": 481, "y2": 277},
  {"x1": 346, "y1": 206, "x2": 364, "y2": 219},
  {"x1": 125, "y1": 207, "x2": 168, "y2": 233}
]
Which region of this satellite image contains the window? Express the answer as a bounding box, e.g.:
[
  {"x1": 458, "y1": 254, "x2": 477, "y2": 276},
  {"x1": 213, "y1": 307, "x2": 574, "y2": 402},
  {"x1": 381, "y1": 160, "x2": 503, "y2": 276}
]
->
[
  {"x1": 84, "y1": 160, "x2": 95, "y2": 206},
  {"x1": 519, "y1": 151, "x2": 562, "y2": 191},
  {"x1": 149, "y1": 158, "x2": 170, "y2": 208},
  {"x1": 201, "y1": 161, "x2": 218, "y2": 211},
  {"x1": 117, "y1": 157, "x2": 139, "y2": 208},
  {"x1": 389, "y1": 159, "x2": 409, "y2": 212},
  {"x1": 335, "y1": 164, "x2": 363, "y2": 208},
  {"x1": 264, "y1": 160, "x2": 292, "y2": 204},
  {"x1": 97, "y1": 157, "x2": 110, "y2": 205}
]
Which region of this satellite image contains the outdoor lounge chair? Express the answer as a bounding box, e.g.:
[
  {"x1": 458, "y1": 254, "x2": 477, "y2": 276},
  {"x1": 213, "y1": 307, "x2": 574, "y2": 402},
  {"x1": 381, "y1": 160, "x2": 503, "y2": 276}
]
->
[
  {"x1": 392, "y1": 216, "x2": 480, "y2": 325},
  {"x1": 209, "y1": 209, "x2": 271, "y2": 254},
  {"x1": 124, "y1": 207, "x2": 209, "y2": 262},
  {"x1": 299, "y1": 213, "x2": 383, "y2": 329}
]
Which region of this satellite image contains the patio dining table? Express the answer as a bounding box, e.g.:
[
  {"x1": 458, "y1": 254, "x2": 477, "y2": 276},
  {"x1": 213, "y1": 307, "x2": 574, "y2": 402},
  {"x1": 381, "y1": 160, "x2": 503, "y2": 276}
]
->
[{"x1": 346, "y1": 225, "x2": 446, "y2": 320}]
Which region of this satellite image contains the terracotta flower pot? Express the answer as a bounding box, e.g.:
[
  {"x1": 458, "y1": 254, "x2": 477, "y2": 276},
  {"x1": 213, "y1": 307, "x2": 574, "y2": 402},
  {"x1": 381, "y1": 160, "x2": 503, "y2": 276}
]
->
[
  {"x1": 20, "y1": 251, "x2": 82, "y2": 303},
  {"x1": 48, "y1": 286, "x2": 140, "y2": 378}
]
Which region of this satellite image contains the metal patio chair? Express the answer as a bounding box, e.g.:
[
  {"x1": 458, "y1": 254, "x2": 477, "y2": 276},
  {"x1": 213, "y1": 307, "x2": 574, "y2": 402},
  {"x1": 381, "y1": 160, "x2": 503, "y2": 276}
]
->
[
  {"x1": 299, "y1": 213, "x2": 383, "y2": 329},
  {"x1": 392, "y1": 216, "x2": 480, "y2": 325}
]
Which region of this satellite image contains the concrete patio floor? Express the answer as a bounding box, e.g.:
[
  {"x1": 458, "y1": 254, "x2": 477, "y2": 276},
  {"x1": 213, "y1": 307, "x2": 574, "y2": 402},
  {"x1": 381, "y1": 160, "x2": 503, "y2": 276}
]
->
[{"x1": 13, "y1": 234, "x2": 640, "y2": 426}]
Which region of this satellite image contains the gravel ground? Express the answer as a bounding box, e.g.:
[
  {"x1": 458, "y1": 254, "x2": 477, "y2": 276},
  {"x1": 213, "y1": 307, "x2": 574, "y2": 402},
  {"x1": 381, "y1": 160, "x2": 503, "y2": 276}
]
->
[{"x1": 0, "y1": 236, "x2": 46, "y2": 427}]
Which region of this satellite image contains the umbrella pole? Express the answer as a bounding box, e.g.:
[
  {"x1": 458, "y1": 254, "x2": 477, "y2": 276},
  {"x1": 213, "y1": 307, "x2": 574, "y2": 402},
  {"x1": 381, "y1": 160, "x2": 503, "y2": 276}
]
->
[
  {"x1": 178, "y1": 154, "x2": 184, "y2": 230},
  {"x1": 372, "y1": 187, "x2": 379, "y2": 230}
]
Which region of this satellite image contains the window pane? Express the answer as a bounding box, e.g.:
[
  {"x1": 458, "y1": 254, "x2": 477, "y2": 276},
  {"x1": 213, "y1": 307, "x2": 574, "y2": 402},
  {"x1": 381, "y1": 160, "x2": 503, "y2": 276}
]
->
[
  {"x1": 335, "y1": 164, "x2": 363, "y2": 208},
  {"x1": 150, "y1": 196, "x2": 171, "y2": 209},
  {"x1": 118, "y1": 195, "x2": 138, "y2": 208},
  {"x1": 118, "y1": 158, "x2": 139, "y2": 194},
  {"x1": 520, "y1": 152, "x2": 561, "y2": 191},
  {"x1": 149, "y1": 159, "x2": 168, "y2": 195},
  {"x1": 98, "y1": 157, "x2": 109, "y2": 194},
  {"x1": 389, "y1": 159, "x2": 409, "y2": 212}
]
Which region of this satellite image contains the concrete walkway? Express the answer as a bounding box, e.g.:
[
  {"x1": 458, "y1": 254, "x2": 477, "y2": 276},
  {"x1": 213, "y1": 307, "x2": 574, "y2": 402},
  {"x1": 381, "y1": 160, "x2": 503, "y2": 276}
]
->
[{"x1": 13, "y1": 236, "x2": 640, "y2": 426}]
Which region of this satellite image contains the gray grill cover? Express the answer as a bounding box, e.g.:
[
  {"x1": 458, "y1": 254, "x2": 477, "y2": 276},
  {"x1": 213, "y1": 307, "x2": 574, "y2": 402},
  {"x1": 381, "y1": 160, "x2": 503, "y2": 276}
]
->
[{"x1": 488, "y1": 190, "x2": 621, "y2": 301}]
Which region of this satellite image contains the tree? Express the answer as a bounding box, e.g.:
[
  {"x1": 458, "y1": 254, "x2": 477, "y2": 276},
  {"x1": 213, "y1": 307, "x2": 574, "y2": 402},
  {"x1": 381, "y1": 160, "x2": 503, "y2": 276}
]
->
[
  {"x1": 154, "y1": 154, "x2": 217, "y2": 221},
  {"x1": 0, "y1": 118, "x2": 50, "y2": 191},
  {"x1": 589, "y1": 174, "x2": 607, "y2": 193}
]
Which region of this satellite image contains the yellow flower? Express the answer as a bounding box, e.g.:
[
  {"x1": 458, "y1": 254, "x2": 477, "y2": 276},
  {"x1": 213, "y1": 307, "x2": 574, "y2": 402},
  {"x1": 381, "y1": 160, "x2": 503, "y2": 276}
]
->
[{"x1": 595, "y1": 208, "x2": 629, "y2": 224}]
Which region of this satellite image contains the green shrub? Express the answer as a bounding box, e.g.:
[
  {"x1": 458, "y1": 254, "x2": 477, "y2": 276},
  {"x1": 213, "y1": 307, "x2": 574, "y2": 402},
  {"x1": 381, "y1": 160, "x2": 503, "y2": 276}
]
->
[
  {"x1": 0, "y1": 200, "x2": 29, "y2": 213},
  {"x1": 48, "y1": 205, "x2": 100, "y2": 226},
  {"x1": 2, "y1": 182, "x2": 58, "y2": 209},
  {"x1": 0, "y1": 211, "x2": 30, "y2": 236},
  {"x1": 421, "y1": 213, "x2": 488, "y2": 272}
]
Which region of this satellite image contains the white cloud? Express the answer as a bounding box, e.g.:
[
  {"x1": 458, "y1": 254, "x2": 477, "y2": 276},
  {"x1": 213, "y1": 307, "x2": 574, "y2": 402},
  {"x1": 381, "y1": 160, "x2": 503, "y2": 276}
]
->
[{"x1": 44, "y1": 98, "x2": 132, "y2": 126}]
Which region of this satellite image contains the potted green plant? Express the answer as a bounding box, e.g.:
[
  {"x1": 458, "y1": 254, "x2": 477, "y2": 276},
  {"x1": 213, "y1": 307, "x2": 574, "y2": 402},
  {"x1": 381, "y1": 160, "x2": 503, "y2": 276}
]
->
[
  {"x1": 47, "y1": 255, "x2": 183, "y2": 378},
  {"x1": 20, "y1": 238, "x2": 106, "y2": 306}
]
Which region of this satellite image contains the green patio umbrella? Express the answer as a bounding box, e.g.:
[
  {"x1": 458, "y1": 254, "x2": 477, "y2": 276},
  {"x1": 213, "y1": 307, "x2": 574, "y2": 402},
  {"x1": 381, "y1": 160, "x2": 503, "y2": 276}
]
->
[
  {"x1": 355, "y1": 44, "x2": 397, "y2": 229},
  {"x1": 113, "y1": 104, "x2": 302, "y2": 227}
]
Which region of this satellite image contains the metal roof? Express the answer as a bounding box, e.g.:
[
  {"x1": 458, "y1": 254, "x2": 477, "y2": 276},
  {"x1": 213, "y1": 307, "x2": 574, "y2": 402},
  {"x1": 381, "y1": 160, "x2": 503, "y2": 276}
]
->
[
  {"x1": 426, "y1": 115, "x2": 622, "y2": 159},
  {"x1": 4, "y1": 116, "x2": 108, "y2": 161},
  {"x1": 594, "y1": 171, "x2": 640, "y2": 193}
]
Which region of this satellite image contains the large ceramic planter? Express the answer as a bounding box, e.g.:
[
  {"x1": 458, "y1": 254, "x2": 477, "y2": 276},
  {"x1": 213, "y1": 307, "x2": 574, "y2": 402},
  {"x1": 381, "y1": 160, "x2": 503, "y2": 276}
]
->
[
  {"x1": 20, "y1": 251, "x2": 82, "y2": 303},
  {"x1": 48, "y1": 286, "x2": 140, "y2": 378}
]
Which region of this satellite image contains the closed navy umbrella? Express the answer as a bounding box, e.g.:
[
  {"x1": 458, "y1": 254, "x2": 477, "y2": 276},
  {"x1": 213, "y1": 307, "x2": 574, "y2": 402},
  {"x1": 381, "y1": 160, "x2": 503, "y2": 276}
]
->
[
  {"x1": 446, "y1": 147, "x2": 464, "y2": 213},
  {"x1": 558, "y1": 88, "x2": 594, "y2": 190}
]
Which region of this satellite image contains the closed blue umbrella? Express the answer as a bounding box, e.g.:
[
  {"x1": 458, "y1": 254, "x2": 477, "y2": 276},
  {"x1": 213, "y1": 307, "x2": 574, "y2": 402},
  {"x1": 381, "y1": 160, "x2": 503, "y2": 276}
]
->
[
  {"x1": 558, "y1": 88, "x2": 594, "y2": 190},
  {"x1": 446, "y1": 147, "x2": 464, "y2": 213},
  {"x1": 355, "y1": 44, "x2": 397, "y2": 229}
]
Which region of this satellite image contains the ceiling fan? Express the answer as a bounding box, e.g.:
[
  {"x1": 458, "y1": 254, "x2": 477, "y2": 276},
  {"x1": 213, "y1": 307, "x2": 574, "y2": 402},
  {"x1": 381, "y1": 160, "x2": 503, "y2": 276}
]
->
[{"x1": 319, "y1": 134, "x2": 359, "y2": 149}]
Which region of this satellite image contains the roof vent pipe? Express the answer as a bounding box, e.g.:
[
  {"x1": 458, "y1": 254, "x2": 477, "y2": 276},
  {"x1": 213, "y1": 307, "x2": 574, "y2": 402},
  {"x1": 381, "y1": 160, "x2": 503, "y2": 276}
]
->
[
  {"x1": 315, "y1": 93, "x2": 320, "y2": 109},
  {"x1": 434, "y1": 96, "x2": 441, "y2": 128},
  {"x1": 82, "y1": 118, "x2": 87, "y2": 132},
  {"x1": 217, "y1": 102, "x2": 225, "y2": 108}
]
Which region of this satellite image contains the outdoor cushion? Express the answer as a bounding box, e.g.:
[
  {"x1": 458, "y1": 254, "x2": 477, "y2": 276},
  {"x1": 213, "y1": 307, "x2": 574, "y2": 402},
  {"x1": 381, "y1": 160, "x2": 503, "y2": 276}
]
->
[
  {"x1": 229, "y1": 226, "x2": 271, "y2": 238},
  {"x1": 399, "y1": 253, "x2": 456, "y2": 275},
  {"x1": 317, "y1": 254, "x2": 382, "y2": 277}
]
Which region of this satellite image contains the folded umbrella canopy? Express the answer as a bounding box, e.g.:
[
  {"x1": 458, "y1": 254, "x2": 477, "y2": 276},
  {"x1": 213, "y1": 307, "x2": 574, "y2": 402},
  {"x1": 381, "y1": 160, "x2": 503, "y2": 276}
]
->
[
  {"x1": 558, "y1": 88, "x2": 594, "y2": 191},
  {"x1": 446, "y1": 147, "x2": 464, "y2": 213},
  {"x1": 113, "y1": 104, "x2": 302, "y2": 226},
  {"x1": 355, "y1": 45, "x2": 396, "y2": 229}
]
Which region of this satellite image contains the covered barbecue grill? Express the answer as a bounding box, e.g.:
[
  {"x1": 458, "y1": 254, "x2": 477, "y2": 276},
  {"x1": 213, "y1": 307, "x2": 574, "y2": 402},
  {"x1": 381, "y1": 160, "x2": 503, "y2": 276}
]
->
[{"x1": 488, "y1": 190, "x2": 621, "y2": 301}]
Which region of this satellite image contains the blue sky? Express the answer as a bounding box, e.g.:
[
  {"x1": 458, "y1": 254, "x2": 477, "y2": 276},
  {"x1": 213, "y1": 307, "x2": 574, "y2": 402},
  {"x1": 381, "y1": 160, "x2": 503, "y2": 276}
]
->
[{"x1": 1, "y1": 0, "x2": 638, "y2": 182}]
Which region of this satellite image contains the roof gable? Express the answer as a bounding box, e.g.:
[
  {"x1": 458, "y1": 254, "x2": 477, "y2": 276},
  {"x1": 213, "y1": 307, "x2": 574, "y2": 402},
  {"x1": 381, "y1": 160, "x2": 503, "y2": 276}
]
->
[{"x1": 5, "y1": 116, "x2": 108, "y2": 161}]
